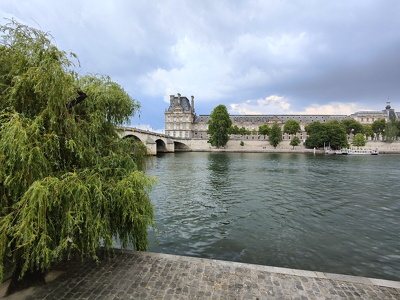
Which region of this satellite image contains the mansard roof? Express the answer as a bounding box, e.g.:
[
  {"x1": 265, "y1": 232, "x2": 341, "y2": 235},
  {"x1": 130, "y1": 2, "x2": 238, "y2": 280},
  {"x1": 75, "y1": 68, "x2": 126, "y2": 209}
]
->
[
  {"x1": 195, "y1": 114, "x2": 351, "y2": 123},
  {"x1": 167, "y1": 96, "x2": 192, "y2": 112}
]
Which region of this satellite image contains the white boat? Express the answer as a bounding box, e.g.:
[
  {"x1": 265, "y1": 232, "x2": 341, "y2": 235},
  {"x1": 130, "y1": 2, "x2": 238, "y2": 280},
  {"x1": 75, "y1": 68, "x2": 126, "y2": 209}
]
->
[
  {"x1": 337, "y1": 149, "x2": 379, "y2": 155},
  {"x1": 324, "y1": 149, "x2": 336, "y2": 155}
]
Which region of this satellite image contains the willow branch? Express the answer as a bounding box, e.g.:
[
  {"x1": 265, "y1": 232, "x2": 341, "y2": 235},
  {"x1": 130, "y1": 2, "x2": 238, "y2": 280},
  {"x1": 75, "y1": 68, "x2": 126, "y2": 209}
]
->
[{"x1": 66, "y1": 90, "x2": 87, "y2": 109}]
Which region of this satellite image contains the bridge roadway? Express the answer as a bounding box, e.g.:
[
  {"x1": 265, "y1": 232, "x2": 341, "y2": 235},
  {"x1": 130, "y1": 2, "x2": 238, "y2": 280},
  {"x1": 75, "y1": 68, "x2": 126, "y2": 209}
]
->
[
  {"x1": 4, "y1": 251, "x2": 399, "y2": 299},
  {"x1": 117, "y1": 127, "x2": 190, "y2": 155}
]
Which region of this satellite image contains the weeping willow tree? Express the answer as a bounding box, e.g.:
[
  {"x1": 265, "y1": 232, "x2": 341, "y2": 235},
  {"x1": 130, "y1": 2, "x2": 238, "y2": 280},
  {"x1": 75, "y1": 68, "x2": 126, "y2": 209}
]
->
[{"x1": 0, "y1": 19, "x2": 154, "y2": 293}]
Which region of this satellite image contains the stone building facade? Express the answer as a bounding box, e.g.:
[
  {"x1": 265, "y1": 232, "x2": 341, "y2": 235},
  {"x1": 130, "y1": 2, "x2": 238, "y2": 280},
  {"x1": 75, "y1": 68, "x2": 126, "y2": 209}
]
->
[{"x1": 165, "y1": 94, "x2": 398, "y2": 141}]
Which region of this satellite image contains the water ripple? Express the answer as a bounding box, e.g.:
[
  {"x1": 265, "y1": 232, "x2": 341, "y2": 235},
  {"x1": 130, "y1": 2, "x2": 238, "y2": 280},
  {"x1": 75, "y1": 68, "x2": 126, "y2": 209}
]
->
[{"x1": 147, "y1": 152, "x2": 400, "y2": 281}]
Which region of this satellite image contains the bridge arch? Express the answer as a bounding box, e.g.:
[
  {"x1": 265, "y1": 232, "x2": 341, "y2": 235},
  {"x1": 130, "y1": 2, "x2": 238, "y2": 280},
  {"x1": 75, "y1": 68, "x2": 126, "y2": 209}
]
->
[
  {"x1": 156, "y1": 139, "x2": 167, "y2": 153},
  {"x1": 174, "y1": 141, "x2": 189, "y2": 151},
  {"x1": 123, "y1": 134, "x2": 142, "y2": 142},
  {"x1": 118, "y1": 127, "x2": 186, "y2": 155}
]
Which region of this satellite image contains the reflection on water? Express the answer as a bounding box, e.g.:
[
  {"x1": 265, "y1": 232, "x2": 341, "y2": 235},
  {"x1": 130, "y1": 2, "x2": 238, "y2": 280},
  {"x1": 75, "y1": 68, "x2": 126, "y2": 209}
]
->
[{"x1": 146, "y1": 152, "x2": 400, "y2": 281}]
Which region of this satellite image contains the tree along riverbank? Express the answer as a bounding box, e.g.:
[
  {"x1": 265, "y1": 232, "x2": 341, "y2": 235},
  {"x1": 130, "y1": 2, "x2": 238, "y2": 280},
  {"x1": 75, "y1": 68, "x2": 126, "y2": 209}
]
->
[{"x1": 179, "y1": 139, "x2": 400, "y2": 154}]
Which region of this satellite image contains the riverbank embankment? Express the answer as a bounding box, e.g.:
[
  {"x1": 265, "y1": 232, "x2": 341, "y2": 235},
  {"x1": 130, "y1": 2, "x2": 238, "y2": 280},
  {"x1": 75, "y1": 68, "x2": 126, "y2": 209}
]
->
[
  {"x1": 179, "y1": 139, "x2": 400, "y2": 154},
  {"x1": 1, "y1": 251, "x2": 399, "y2": 299}
]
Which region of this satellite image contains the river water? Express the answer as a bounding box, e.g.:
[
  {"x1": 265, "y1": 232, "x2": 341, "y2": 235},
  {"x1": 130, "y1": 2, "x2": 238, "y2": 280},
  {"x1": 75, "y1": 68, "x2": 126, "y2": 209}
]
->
[{"x1": 145, "y1": 152, "x2": 400, "y2": 281}]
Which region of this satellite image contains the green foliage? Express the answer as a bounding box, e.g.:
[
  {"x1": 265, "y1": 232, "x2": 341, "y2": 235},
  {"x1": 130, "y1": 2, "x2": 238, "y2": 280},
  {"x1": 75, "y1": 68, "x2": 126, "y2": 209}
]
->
[
  {"x1": 384, "y1": 120, "x2": 399, "y2": 143},
  {"x1": 207, "y1": 105, "x2": 232, "y2": 148},
  {"x1": 304, "y1": 122, "x2": 327, "y2": 148},
  {"x1": 0, "y1": 20, "x2": 154, "y2": 284},
  {"x1": 371, "y1": 119, "x2": 386, "y2": 138},
  {"x1": 396, "y1": 120, "x2": 400, "y2": 137},
  {"x1": 305, "y1": 121, "x2": 348, "y2": 149},
  {"x1": 269, "y1": 123, "x2": 282, "y2": 148},
  {"x1": 283, "y1": 120, "x2": 301, "y2": 135},
  {"x1": 340, "y1": 119, "x2": 363, "y2": 136},
  {"x1": 352, "y1": 133, "x2": 366, "y2": 147},
  {"x1": 258, "y1": 124, "x2": 270, "y2": 138},
  {"x1": 228, "y1": 125, "x2": 240, "y2": 135},
  {"x1": 290, "y1": 136, "x2": 301, "y2": 149},
  {"x1": 240, "y1": 141, "x2": 244, "y2": 147},
  {"x1": 239, "y1": 126, "x2": 251, "y2": 136},
  {"x1": 363, "y1": 125, "x2": 375, "y2": 139}
]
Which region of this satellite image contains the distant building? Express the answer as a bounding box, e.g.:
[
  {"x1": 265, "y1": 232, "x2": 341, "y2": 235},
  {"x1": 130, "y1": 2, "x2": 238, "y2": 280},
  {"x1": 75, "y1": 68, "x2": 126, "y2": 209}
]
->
[{"x1": 164, "y1": 94, "x2": 398, "y2": 141}]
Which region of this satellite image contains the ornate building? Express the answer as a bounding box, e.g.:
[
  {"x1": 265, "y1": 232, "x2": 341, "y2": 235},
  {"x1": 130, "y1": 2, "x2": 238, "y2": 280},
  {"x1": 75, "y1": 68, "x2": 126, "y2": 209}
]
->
[{"x1": 165, "y1": 94, "x2": 398, "y2": 140}]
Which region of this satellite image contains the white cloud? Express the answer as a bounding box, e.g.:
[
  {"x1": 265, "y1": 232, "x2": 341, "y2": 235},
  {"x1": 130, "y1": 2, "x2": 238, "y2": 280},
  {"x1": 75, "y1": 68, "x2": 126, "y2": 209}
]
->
[
  {"x1": 300, "y1": 103, "x2": 361, "y2": 115},
  {"x1": 229, "y1": 95, "x2": 291, "y2": 115},
  {"x1": 229, "y1": 96, "x2": 367, "y2": 116},
  {"x1": 138, "y1": 37, "x2": 231, "y2": 101},
  {"x1": 1, "y1": 0, "x2": 399, "y2": 131}
]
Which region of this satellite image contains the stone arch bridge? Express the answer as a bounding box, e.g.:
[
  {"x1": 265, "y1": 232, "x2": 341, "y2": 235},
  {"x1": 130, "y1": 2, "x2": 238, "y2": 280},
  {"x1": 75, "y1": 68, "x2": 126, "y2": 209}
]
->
[{"x1": 117, "y1": 127, "x2": 190, "y2": 155}]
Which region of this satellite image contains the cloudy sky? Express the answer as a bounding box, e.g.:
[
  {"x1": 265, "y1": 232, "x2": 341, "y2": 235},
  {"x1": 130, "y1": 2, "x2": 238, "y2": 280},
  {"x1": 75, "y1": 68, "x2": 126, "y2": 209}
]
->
[{"x1": 1, "y1": 1, "x2": 399, "y2": 132}]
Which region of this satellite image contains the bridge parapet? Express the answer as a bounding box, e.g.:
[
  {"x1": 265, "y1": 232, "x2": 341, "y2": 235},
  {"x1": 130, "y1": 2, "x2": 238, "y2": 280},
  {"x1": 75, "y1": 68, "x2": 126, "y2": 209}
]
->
[{"x1": 117, "y1": 127, "x2": 188, "y2": 155}]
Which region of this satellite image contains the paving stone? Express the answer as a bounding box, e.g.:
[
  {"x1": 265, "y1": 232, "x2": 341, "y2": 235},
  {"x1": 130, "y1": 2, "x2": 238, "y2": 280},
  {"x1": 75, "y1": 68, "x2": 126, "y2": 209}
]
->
[{"x1": 13, "y1": 251, "x2": 400, "y2": 299}]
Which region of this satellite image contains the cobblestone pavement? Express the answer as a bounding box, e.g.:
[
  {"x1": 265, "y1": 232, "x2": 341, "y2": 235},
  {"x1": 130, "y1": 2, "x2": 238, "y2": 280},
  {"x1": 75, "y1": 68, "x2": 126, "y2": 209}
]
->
[{"x1": 23, "y1": 251, "x2": 399, "y2": 300}]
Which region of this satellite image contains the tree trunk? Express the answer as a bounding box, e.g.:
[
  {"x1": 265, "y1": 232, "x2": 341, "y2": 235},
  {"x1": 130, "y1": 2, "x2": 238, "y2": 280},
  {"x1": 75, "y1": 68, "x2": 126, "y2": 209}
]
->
[{"x1": 6, "y1": 265, "x2": 46, "y2": 296}]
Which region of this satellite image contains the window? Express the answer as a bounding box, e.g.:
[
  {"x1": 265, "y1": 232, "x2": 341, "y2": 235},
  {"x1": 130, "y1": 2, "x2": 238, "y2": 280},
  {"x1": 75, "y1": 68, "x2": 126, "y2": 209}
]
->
[
  {"x1": 167, "y1": 124, "x2": 171, "y2": 129},
  {"x1": 186, "y1": 116, "x2": 189, "y2": 121},
  {"x1": 180, "y1": 124, "x2": 183, "y2": 129},
  {"x1": 186, "y1": 123, "x2": 189, "y2": 129}
]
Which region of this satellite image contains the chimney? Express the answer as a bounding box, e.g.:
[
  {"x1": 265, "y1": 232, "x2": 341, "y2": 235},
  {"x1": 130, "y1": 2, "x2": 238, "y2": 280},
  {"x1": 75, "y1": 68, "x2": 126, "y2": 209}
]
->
[
  {"x1": 191, "y1": 96, "x2": 194, "y2": 112},
  {"x1": 169, "y1": 95, "x2": 174, "y2": 105}
]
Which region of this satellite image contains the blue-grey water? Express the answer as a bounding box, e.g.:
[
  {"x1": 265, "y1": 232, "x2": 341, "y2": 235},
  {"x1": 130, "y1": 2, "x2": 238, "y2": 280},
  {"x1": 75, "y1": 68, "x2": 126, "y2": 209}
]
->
[{"x1": 146, "y1": 152, "x2": 400, "y2": 281}]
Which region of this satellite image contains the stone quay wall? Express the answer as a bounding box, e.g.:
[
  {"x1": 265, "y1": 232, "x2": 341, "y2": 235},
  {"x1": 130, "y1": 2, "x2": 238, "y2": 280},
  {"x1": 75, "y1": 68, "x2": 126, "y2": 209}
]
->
[{"x1": 180, "y1": 139, "x2": 400, "y2": 153}]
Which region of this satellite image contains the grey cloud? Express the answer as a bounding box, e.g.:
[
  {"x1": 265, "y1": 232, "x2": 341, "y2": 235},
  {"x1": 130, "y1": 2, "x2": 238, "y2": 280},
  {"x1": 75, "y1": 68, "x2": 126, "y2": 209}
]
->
[{"x1": 1, "y1": 0, "x2": 400, "y2": 130}]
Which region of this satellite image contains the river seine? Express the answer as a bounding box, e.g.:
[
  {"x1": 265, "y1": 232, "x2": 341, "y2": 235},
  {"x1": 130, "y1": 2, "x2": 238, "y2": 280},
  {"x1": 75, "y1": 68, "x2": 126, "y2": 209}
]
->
[{"x1": 145, "y1": 152, "x2": 400, "y2": 281}]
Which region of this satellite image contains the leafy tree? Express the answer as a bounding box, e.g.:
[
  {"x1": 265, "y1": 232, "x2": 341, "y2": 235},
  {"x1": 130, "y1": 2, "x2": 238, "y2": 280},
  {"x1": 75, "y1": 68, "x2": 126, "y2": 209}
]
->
[
  {"x1": 239, "y1": 126, "x2": 251, "y2": 136},
  {"x1": 207, "y1": 105, "x2": 232, "y2": 148},
  {"x1": 240, "y1": 141, "x2": 244, "y2": 147},
  {"x1": 304, "y1": 122, "x2": 328, "y2": 148},
  {"x1": 0, "y1": 20, "x2": 154, "y2": 293},
  {"x1": 384, "y1": 120, "x2": 399, "y2": 143},
  {"x1": 340, "y1": 119, "x2": 363, "y2": 136},
  {"x1": 305, "y1": 121, "x2": 348, "y2": 149},
  {"x1": 258, "y1": 124, "x2": 270, "y2": 138},
  {"x1": 396, "y1": 120, "x2": 400, "y2": 137},
  {"x1": 290, "y1": 136, "x2": 301, "y2": 149},
  {"x1": 363, "y1": 125, "x2": 375, "y2": 140},
  {"x1": 352, "y1": 133, "x2": 366, "y2": 147},
  {"x1": 228, "y1": 125, "x2": 240, "y2": 135},
  {"x1": 283, "y1": 119, "x2": 301, "y2": 135},
  {"x1": 269, "y1": 123, "x2": 282, "y2": 148},
  {"x1": 325, "y1": 121, "x2": 349, "y2": 149},
  {"x1": 371, "y1": 119, "x2": 386, "y2": 139}
]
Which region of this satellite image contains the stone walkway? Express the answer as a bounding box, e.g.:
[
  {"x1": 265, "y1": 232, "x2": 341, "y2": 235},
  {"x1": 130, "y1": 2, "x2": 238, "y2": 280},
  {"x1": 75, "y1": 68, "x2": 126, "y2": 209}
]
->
[{"x1": 12, "y1": 251, "x2": 400, "y2": 299}]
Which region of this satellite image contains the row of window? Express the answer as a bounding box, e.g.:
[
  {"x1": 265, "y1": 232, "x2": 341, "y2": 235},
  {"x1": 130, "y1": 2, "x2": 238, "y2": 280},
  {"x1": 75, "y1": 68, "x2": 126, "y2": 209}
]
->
[
  {"x1": 165, "y1": 131, "x2": 190, "y2": 138},
  {"x1": 360, "y1": 117, "x2": 375, "y2": 122},
  {"x1": 167, "y1": 123, "x2": 190, "y2": 130},
  {"x1": 166, "y1": 115, "x2": 190, "y2": 122}
]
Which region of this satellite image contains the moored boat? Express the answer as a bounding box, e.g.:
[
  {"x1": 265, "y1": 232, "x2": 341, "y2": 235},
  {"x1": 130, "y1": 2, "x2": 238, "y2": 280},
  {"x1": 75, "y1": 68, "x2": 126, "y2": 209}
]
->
[{"x1": 337, "y1": 149, "x2": 379, "y2": 155}]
